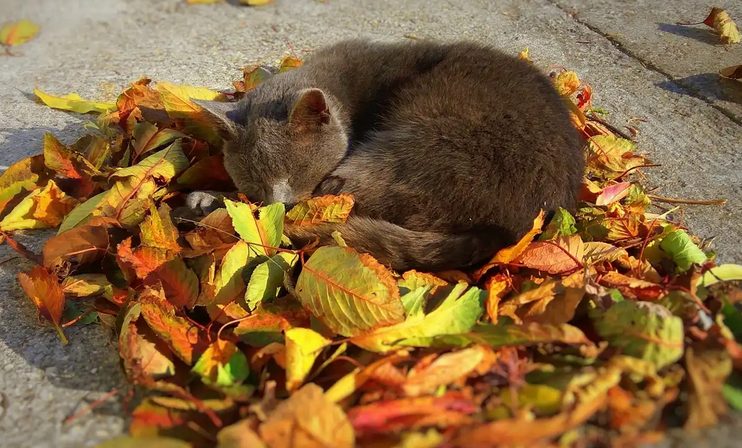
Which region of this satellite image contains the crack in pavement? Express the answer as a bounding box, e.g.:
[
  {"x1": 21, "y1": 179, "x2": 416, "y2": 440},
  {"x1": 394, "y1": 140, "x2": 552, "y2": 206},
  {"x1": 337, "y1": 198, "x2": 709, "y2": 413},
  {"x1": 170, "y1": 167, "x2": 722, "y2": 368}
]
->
[{"x1": 546, "y1": 0, "x2": 742, "y2": 127}]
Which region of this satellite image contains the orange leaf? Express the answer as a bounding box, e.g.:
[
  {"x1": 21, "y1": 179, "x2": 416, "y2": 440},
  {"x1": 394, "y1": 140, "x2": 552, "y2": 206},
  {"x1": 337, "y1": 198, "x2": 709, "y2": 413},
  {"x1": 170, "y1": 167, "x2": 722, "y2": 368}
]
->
[
  {"x1": 259, "y1": 384, "x2": 354, "y2": 448},
  {"x1": 177, "y1": 154, "x2": 235, "y2": 191},
  {"x1": 402, "y1": 346, "x2": 486, "y2": 397},
  {"x1": 485, "y1": 274, "x2": 511, "y2": 323},
  {"x1": 139, "y1": 286, "x2": 206, "y2": 364},
  {"x1": 599, "y1": 271, "x2": 664, "y2": 301},
  {"x1": 17, "y1": 266, "x2": 67, "y2": 344},
  {"x1": 146, "y1": 257, "x2": 199, "y2": 308},
  {"x1": 42, "y1": 217, "x2": 113, "y2": 271},
  {"x1": 473, "y1": 210, "x2": 545, "y2": 280},
  {"x1": 118, "y1": 237, "x2": 175, "y2": 279},
  {"x1": 286, "y1": 193, "x2": 355, "y2": 226},
  {"x1": 453, "y1": 393, "x2": 606, "y2": 446},
  {"x1": 514, "y1": 235, "x2": 584, "y2": 275}
]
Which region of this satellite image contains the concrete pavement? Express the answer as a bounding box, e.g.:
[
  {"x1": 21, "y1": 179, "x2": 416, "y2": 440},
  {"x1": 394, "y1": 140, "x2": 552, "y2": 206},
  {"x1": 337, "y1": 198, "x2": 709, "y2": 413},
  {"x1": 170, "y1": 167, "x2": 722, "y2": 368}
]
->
[{"x1": 1, "y1": 0, "x2": 741, "y2": 446}]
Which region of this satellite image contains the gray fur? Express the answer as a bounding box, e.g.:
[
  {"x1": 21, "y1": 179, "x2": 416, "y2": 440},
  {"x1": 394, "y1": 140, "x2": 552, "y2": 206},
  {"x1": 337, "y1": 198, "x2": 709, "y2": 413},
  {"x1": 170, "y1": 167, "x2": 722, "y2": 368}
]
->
[{"x1": 197, "y1": 39, "x2": 585, "y2": 272}]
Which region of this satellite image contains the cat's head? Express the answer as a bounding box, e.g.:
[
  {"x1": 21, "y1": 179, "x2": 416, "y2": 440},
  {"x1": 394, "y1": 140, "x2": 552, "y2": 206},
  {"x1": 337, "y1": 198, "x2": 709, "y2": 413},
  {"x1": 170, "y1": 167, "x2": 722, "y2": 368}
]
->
[{"x1": 195, "y1": 86, "x2": 348, "y2": 207}]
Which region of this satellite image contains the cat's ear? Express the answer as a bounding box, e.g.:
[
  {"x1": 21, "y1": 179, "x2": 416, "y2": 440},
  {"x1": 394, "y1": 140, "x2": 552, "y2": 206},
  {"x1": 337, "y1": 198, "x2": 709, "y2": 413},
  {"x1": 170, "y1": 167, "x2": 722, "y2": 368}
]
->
[
  {"x1": 289, "y1": 89, "x2": 331, "y2": 130},
  {"x1": 193, "y1": 99, "x2": 243, "y2": 141}
]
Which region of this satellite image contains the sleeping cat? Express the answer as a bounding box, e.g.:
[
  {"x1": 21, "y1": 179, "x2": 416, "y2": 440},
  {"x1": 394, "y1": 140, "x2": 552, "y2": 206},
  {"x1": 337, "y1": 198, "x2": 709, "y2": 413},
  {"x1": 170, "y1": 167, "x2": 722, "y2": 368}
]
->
[{"x1": 191, "y1": 39, "x2": 584, "y2": 272}]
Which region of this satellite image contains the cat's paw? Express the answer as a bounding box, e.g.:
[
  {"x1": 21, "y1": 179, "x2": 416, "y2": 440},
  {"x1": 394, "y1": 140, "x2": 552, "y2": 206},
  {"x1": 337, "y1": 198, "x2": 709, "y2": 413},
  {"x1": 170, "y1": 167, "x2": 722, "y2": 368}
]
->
[{"x1": 186, "y1": 191, "x2": 224, "y2": 216}]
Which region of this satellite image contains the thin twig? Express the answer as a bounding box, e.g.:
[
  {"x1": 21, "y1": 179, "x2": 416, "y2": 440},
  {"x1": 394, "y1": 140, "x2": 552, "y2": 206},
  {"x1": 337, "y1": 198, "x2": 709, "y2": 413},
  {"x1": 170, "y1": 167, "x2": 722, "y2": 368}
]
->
[{"x1": 648, "y1": 195, "x2": 726, "y2": 205}]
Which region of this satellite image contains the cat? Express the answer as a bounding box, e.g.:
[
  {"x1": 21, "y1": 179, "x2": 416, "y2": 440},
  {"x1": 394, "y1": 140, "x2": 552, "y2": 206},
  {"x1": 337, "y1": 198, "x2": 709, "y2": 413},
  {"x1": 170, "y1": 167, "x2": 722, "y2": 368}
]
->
[{"x1": 191, "y1": 39, "x2": 584, "y2": 272}]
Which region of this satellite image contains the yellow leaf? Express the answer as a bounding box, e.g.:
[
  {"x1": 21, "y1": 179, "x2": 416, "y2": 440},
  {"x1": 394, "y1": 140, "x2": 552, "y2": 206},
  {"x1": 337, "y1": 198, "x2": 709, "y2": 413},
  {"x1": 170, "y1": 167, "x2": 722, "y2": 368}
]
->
[
  {"x1": 518, "y1": 47, "x2": 532, "y2": 63},
  {"x1": 0, "y1": 154, "x2": 49, "y2": 215},
  {"x1": 285, "y1": 328, "x2": 332, "y2": 391},
  {"x1": 0, "y1": 180, "x2": 77, "y2": 231},
  {"x1": 278, "y1": 55, "x2": 303, "y2": 72},
  {"x1": 154, "y1": 82, "x2": 228, "y2": 145},
  {"x1": 704, "y1": 7, "x2": 741, "y2": 45},
  {"x1": 554, "y1": 71, "x2": 580, "y2": 97},
  {"x1": 140, "y1": 201, "x2": 181, "y2": 253},
  {"x1": 241, "y1": 0, "x2": 275, "y2": 5},
  {"x1": 35, "y1": 88, "x2": 115, "y2": 114},
  {"x1": 0, "y1": 19, "x2": 40, "y2": 47}
]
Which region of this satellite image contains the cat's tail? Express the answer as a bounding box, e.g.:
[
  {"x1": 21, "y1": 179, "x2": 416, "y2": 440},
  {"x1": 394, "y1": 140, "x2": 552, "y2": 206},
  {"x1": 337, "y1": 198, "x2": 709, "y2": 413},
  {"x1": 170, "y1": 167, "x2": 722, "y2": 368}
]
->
[{"x1": 284, "y1": 216, "x2": 508, "y2": 272}]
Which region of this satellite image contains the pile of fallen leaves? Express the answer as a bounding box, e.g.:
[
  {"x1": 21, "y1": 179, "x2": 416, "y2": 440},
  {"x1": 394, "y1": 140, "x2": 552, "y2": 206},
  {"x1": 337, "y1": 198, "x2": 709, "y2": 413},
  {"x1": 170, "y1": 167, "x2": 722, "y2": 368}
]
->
[{"x1": 3, "y1": 46, "x2": 742, "y2": 448}]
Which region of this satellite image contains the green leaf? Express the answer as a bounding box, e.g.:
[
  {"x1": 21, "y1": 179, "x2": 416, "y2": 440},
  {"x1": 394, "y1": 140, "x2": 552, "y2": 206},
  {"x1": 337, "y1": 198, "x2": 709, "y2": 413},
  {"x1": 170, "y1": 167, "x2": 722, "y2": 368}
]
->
[
  {"x1": 192, "y1": 340, "x2": 249, "y2": 387},
  {"x1": 592, "y1": 301, "x2": 684, "y2": 369},
  {"x1": 660, "y1": 229, "x2": 707, "y2": 272},
  {"x1": 285, "y1": 327, "x2": 332, "y2": 391},
  {"x1": 244, "y1": 252, "x2": 298, "y2": 310},
  {"x1": 350, "y1": 282, "x2": 485, "y2": 353},
  {"x1": 724, "y1": 371, "x2": 742, "y2": 412},
  {"x1": 225, "y1": 200, "x2": 284, "y2": 257},
  {"x1": 295, "y1": 246, "x2": 405, "y2": 337},
  {"x1": 721, "y1": 299, "x2": 742, "y2": 342},
  {"x1": 401, "y1": 286, "x2": 430, "y2": 317},
  {"x1": 62, "y1": 300, "x2": 99, "y2": 325},
  {"x1": 539, "y1": 208, "x2": 577, "y2": 240},
  {"x1": 214, "y1": 240, "x2": 250, "y2": 304},
  {"x1": 111, "y1": 140, "x2": 189, "y2": 184},
  {"x1": 393, "y1": 321, "x2": 591, "y2": 350},
  {"x1": 57, "y1": 190, "x2": 107, "y2": 234}
]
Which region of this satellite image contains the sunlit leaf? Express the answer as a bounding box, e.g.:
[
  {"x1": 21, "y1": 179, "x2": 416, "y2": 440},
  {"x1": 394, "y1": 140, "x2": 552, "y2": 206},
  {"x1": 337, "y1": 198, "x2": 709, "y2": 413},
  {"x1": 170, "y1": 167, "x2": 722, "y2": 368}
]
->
[
  {"x1": 35, "y1": 88, "x2": 115, "y2": 114},
  {"x1": 154, "y1": 82, "x2": 228, "y2": 145},
  {"x1": 0, "y1": 180, "x2": 77, "y2": 231},
  {"x1": 244, "y1": 252, "x2": 298, "y2": 310},
  {"x1": 225, "y1": 199, "x2": 284, "y2": 257},
  {"x1": 0, "y1": 154, "x2": 49, "y2": 215},
  {"x1": 286, "y1": 194, "x2": 355, "y2": 226},
  {"x1": 285, "y1": 327, "x2": 332, "y2": 391},
  {"x1": 659, "y1": 229, "x2": 707, "y2": 272},
  {"x1": 351, "y1": 282, "x2": 484, "y2": 352},
  {"x1": 192, "y1": 339, "x2": 250, "y2": 386},
  {"x1": 296, "y1": 246, "x2": 405, "y2": 337},
  {"x1": 703, "y1": 7, "x2": 741, "y2": 45},
  {"x1": 0, "y1": 19, "x2": 40, "y2": 46}
]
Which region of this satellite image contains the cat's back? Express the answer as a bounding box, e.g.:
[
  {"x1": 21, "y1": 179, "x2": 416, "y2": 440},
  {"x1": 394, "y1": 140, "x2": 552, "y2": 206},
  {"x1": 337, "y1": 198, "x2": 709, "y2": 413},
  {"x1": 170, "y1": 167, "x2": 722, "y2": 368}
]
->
[{"x1": 323, "y1": 40, "x2": 584, "y2": 236}]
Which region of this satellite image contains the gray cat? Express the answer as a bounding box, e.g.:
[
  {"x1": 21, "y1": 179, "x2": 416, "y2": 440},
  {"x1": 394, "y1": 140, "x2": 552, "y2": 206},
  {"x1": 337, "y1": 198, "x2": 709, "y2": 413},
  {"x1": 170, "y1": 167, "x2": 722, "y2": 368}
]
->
[{"x1": 192, "y1": 39, "x2": 584, "y2": 272}]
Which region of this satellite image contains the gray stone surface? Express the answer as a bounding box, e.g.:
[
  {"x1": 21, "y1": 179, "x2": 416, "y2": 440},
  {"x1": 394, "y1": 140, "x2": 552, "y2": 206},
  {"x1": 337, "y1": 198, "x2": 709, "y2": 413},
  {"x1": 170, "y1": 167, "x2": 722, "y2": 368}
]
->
[{"x1": 0, "y1": 0, "x2": 741, "y2": 447}]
